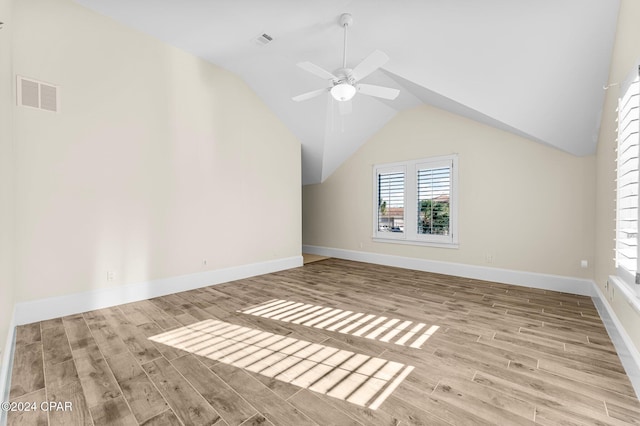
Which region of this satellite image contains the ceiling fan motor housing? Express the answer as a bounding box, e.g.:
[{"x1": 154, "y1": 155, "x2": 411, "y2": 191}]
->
[{"x1": 333, "y1": 67, "x2": 355, "y2": 85}]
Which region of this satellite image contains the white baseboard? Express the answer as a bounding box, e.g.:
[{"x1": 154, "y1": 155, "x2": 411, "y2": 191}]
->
[
  {"x1": 592, "y1": 278, "x2": 640, "y2": 399},
  {"x1": 303, "y1": 245, "x2": 593, "y2": 296},
  {"x1": 303, "y1": 244, "x2": 640, "y2": 399},
  {"x1": 13, "y1": 255, "x2": 303, "y2": 326}
]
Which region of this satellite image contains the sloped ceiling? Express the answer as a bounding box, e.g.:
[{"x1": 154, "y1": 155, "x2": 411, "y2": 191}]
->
[{"x1": 74, "y1": 0, "x2": 620, "y2": 185}]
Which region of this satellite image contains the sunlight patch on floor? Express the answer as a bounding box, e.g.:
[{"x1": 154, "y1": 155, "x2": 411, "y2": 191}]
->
[
  {"x1": 149, "y1": 319, "x2": 414, "y2": 410},
  {"x1": 238, "y1": 299, "x2": 440, "y2": 349}
]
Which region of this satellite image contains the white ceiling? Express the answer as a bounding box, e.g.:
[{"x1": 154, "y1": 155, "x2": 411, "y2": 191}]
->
[{"x1": 74, "y1": 0, "x2": 620, "y2": 185}]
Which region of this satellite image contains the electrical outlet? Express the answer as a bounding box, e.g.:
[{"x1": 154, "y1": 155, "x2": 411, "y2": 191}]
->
[
  {"x1": 106, "y1": 271, "x2": 116, "y2": 281},
  {"x1": 202, "y1": 259, "x2": 208, "y2": 266},
  {"x1": 485, "y1": 253, "x2": 494, "y2": 264}
]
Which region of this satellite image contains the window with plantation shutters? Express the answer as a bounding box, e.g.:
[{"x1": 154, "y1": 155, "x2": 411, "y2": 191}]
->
[
  {"x1": 376, "y1": 169, "x2": 405, "y2": 236},
  {"x1": 417, "y1": 165, "x2": 451, "y2": 237},
  {"x1": 616, "y1": 65, "x2": 640, "y2": 288},
  {"x1": 374, "y1": 155, "x2": 458, "y2": 247}
]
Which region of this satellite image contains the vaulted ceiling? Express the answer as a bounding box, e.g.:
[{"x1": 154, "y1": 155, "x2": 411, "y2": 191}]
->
[{"x1": 74, "y1": 0, "x2": 620, "y2": 185}]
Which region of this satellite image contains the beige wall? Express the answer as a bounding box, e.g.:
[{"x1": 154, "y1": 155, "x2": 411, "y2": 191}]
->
[
  {"x1": 304, "y1": 104, "x2": 596, "y2": 282},
  {"x1": 0, "y1": 0, "x2": 15, "y2": 372},
  {"x1": 595, "y1": 0, "x2": 640, "y2": 352},
  {"x1": 10, "y1": 0, "x2": 301, "y2": 303}
]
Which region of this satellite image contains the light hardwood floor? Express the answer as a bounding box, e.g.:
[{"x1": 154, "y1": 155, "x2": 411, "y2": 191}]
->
[
  {"x1": 7, "y1": 258, "x2": 640, "y2": 425},
  {"x1": 302, "y1": 253, "x2": 330, "y2": 264}
]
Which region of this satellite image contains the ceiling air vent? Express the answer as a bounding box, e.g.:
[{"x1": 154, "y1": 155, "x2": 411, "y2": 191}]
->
[
  {"x1": 254, "y1": 33, "x2": 273, "y2": 46},
  {"x1": 17, "y1": 76, "x2": 60, "y2": 113}
]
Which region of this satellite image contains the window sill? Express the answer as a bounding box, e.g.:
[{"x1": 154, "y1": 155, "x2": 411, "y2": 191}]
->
[{"x1": 372, "y1": 237, "x2": 459, "y2": 249}]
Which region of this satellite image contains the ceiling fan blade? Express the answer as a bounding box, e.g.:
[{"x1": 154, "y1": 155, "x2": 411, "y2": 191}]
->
[
  {"x1": 297, "y1": 62, "x2": 338, "y2": 81},
  {"x1": 351, "y1": 50, "x2": 390, "y2": 82},
  {"x1": 358, "y1": 84, "x2": 400, "y2": 100},
  {"x1": 292, "y1": 87, "x2": 329, "y2": 102},
  {"x1": 338, "y1": 99, "x2": 352, "y2": 115}
]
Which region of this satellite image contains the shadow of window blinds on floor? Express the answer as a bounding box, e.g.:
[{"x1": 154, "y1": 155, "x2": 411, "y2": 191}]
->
[
  {"x1": 149, "y1": 319, "x2": 414, "y2": 410},
  {"x1": 237, "y1": 299, "x2": 440, "y2": 349}
]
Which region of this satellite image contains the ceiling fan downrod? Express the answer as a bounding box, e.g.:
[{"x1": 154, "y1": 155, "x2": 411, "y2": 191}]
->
[{"x1": 339, "y1": 13, "x2": 353, "y2": 71}]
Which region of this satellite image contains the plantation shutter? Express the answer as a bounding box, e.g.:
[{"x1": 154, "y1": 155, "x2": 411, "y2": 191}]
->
[
  {"x1": 417, "y1": 166, "x2": 451, "y2": 236},
  {"x1": 615, "y1": 63, "x2": 640, "y2": 285},
  {"x1": 376, "y1": 169, "x2": 405, "y2": 236}
]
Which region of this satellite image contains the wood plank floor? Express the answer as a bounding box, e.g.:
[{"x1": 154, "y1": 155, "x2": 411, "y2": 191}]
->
[
  {"x1": 7, "y1": 258, "x2": 640, "y2": 425},
  {"x1": 302, "y1": 254, "x2": 331, "y2": 264}
]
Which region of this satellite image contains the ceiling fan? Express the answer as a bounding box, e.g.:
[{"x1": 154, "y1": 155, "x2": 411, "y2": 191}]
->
[{"x1": 292, "y1": 13, "x2": 399, "y2": 114}]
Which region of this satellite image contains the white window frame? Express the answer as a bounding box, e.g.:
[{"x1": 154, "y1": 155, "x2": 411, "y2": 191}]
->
[
  {"x1": 373, "y1": 164, "x2": 407, "y2": 241},
  {"x1": 373, "y1": 154, "x2": 458, "y2": 248},
  {"x1": 615, "y1": 60, "x2": 640, "y2": 298}
]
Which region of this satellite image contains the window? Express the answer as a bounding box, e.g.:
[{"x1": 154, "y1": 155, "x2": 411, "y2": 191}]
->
[
  {"x1": 374, "y1": 155, "x2": 458, "y2": 247},
  {"x1": 615, "y1": 63, "x2": 640, "y2": 294},
  {"x1": 376, "y1": 167, "x2": 405, "y2": 237}
]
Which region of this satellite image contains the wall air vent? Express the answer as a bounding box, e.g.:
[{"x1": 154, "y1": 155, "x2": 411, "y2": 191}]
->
[
  {"x1": 254, "y1": 33, "x2": 273, "y2": 46},
  {"x1": 17, "y1": 76, "x2": 60, "y2": 113}
]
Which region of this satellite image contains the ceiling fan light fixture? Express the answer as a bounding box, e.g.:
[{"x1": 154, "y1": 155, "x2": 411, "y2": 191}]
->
[{"x1": 331, "y1": 83, "x2": 356, "y2": 102}]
